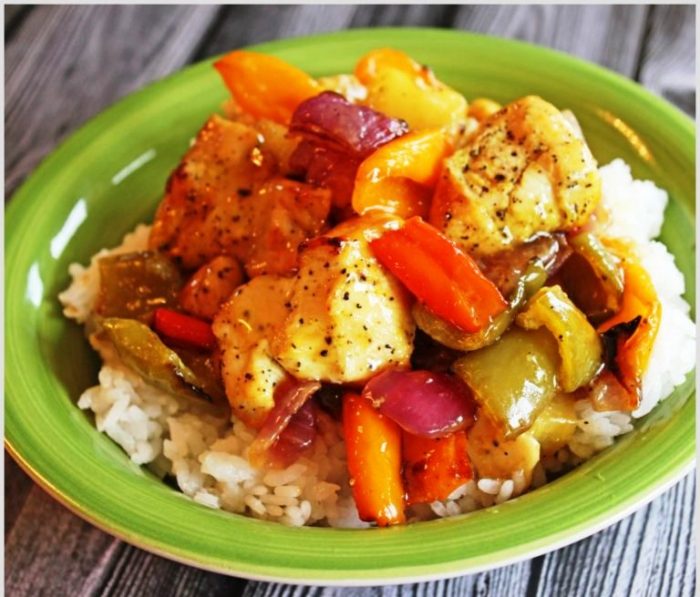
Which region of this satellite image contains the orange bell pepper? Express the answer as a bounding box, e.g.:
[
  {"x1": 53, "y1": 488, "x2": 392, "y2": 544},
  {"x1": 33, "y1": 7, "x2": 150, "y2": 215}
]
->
[
  {"x1": 214, "y1": 51, "x2": 319, "y2": 124},
  {"x1": 355, "y1": 48, "x2": 436, "y2": 87},
  {"x1": 352, "y1": 129, "x2": 451, "y2": 219},
  {"x1": 370, "y1": 217, "x2": 508, "y2": 333},
  {"x1": 402, "y1": 430, "x2": 472, "y2": 506},
  {"x1": 343, "y1": 393, "x2": 405, "y2": 526},
  {"x1": 597, "y1": 245, "x2": 662, "y2": 408}
]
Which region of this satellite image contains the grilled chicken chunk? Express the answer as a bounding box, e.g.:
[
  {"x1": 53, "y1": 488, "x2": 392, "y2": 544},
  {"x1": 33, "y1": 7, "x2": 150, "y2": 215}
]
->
[
  {"x1": 179, "y1": 255, "x2": 244, "y2": 321},
  {"x1": 430, "y1": 96, "x2": 601, "y2": 256},
  {"x1": 149, "y1": 115, "x2": 331, "y2": 275},
  {"x1": 271, "y1": 214, "x2": 415, "y2": 384},
  {"x1": 212, "y1": 275, "x2": 294, "y2": 428}
]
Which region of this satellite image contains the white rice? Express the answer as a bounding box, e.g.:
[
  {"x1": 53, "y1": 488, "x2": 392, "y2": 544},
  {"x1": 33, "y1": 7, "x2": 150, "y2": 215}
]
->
[{"x1": 59, "y1": 159, "x2": 695, "y2": 526}]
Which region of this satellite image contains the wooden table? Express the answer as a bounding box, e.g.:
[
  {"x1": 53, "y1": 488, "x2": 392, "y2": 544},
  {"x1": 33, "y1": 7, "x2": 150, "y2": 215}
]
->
[{"x1": 5, "y1": 5, "x2": 695, "y2": 596}]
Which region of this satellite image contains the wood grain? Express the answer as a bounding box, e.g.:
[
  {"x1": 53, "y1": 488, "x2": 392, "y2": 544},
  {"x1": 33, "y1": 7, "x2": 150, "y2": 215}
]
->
[
  {"x1": 637, "y1": 5, "x2": 695, "y2": 114},
  {"x1": 4, "y1": 5, "x2": 696, "y2": 596},
  {"x1": 452, "y1": 4, "x2": 649, "y2": 77},
  {"x1": 534, "y1": 473, "x2": 696, "y2": 597},
  {"x1": 5, "y1": 5, "x2": 220, "y2": 196}
]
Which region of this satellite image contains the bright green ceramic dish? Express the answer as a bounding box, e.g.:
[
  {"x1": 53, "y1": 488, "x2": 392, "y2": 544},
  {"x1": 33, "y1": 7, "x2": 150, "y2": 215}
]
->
[{"x1": 5, "y1": 29, "x2": 695, "y2": 584}]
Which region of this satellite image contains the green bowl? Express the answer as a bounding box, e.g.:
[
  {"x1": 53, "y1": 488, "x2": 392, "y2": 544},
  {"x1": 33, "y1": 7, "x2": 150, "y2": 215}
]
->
[{"x1": 5, "y1": 29, "x2": 695, "y2": 584}]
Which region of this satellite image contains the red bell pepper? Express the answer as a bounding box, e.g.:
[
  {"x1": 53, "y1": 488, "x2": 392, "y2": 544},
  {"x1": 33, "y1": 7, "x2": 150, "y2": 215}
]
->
[
  {"x1": 370, "y1": 217, "x2": 508, "y2": 332},
  {"x1": 402, "y1": 430, "x2": 472, "y2": 506},
  {"x1": 153, "y1": 308, "x2": 217, "y2": 351}
]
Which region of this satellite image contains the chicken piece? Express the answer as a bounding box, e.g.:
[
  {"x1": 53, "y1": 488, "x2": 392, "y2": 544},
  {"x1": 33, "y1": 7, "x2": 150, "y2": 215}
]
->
[
  {"x1": 245, "y1": 178, "x2": 332, "y2": 277},
  {"x1": 149, "y1": 115, "x2": 275, "y2": 269},
  {"x1": 212, "y1": 275, "x2": 294, "y2": 428},
  {"x1": 179, "y1": 256, "x2": 244, "y2": 321},
  {"x1": 430, "y1": 96, "x2": 601, "y2": 257},
  {"x1": 467, "y1": 410, "x2": 541, "y2": 484},
  {"x1": 149, "y1": 115, "x2": 331, "y2": 275},
  {"x1": 270, "y1": 214, "x2": 415, "y2": 384}
]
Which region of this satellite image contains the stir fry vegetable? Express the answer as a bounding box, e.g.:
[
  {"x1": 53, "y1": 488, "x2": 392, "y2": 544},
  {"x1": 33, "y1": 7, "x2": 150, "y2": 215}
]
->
[
  {"x1": 413, "y1": 259, "x2": 548, "y2": 351},
  {"x1": 516, "y1": 285, "x2": 603, "y2": 392},
  {"x1": 96, "y1": 251, "x2": 182, "y2": 324},
  {"x1": 352, "y1": 129, "x2": 451, "y2": 218},
  {"x1": 402, "y1": 430, "x2": 472, "y2": 505},
  {"x1": 370, "y1": 217, "x2": 507, "y2": 333},
  {"x1": 289, "y1": 91, "x2": 408, "y2": 211},
  {"x1": 248, "y1": 378, "x2": 321, "y2": 467},
  {"x1": 453, "y1": 327, "x2": 560, "y2": 435},
  {"x1": 529, "y1": 393, "x2": 578, "y2": 455},
  {"x1": 357, "y1": 48, "x2": 468, "y2": 131},
  {"x1": 153, "y1": 308, "x2": 217, "y2": 351},
  {"x1": 214, "y1": 51, "x2": 319, "y2": 124},
  {"x1": 343, "y1": 393, "x2": 405, "y2": 526},
  {"x1": 99, "y1": 318, "x2": 214, "y2": 402},
  {"x1": 362, "y1": 369, "x2": 476, "y2": 438},
  {"x1": 554, "y1": 232, "x2": 624, "y2": 323},
  {"x1": 355, "y1": 48, "x2": 436, "y2": 86},
  {"x1": 597, "y1": 246, "x2": 662, "y2": 409}
]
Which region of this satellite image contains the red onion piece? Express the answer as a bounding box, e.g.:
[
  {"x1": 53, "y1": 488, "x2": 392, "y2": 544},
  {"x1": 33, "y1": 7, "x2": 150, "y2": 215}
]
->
[
  {"x1": 289, "y1": 140, "x2": 360, "y2": 209},
  {"x1": 248, "y1": 378, "x2": 320, "y2": 467},
  {"x1": 268, "y1": 401, "x2": 317, "y2": 467},
  {"x1": 290, "y1": 91, "x2": 408, "y2": 158},
  {"x1": 363, "y1": 369, "x2": 476, "y2": 438}
]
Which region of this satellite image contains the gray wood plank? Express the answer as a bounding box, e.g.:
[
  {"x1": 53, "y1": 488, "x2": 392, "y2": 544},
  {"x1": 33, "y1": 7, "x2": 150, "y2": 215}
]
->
[
  {"x1": 5, "y1": 487, "x2": 122, "y2": 596},
  {"x1": 98, "y1": 543, "x2": 246, "y2": 597},
  {"x1": 4, "y1": 5, "x2": 32, "y2": 36},
  {"x1": 535, "y1": 473, "x2": 695, "y2": 597},
  {"x1": 348, "y1": 5, "x2": 457, "y2": 29},
  {"x1": 4, "y1": 454, "x2": 35, "y2": 538},
  {"x1": 5, "y1": 5, "x2": 221, "y2": 196},
  {"x1": 196, "y1": 5, "x2": 465, "y2": 61},
  {"x1": 637, "y1": 5, "x2": 695, "y2": 114},
  {"x1": 242, "y1": 561, "x2": 532, "y2": 597},
  {"x1": 452, "y1": 5, "x2": 649, "y2": 78},
  {"x1": 194, "y1": 5, "x2": 358, "y2": 59}
]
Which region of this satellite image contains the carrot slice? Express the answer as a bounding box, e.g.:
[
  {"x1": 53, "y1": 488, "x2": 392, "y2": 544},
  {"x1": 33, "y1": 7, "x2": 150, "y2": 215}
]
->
[{"x1": 343, "y1": 393, "x2": 405, "y2": 526}]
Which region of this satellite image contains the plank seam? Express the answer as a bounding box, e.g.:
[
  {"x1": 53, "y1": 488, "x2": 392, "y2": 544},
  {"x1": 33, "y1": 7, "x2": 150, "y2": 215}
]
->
[{"x1": 632, "y1": 4, "x2": 655, "y2": 82}]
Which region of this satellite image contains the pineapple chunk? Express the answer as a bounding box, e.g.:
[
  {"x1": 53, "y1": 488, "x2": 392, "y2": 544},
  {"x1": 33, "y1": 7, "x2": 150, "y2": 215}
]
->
[
  {"x1": 270, "y1": 214, "x2": 415, "y2": 383},
  {"x1": 212, "y1": 275, "x2": 293, "y2": 428}
]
